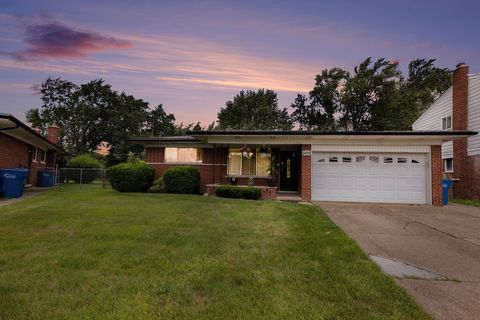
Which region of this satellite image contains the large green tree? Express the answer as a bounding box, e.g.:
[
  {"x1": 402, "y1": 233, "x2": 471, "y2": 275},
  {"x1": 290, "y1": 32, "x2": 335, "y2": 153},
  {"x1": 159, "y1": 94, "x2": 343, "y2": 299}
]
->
[
  {"x1": 147, "y1": 104, "x2": 176, "y2": 137},
  {"x1": 291, "y1": 58, "x2": 452, "y2": 131},
  {"x1": 291, "y1": 68, "x2": 349, "y2": 130},
  {"x1": 217, "y1": 89, "x2": 293, "y2": 130},
  {"x1": 340, "y1": 58, "x2": 401, "y2": 131},
  {"x1": 26, "y1": 78, "x2": 170, "y2": 155}
]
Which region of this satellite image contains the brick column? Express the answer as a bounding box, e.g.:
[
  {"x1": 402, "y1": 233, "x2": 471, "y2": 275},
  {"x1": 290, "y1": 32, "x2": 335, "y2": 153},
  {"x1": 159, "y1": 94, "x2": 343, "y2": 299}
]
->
[
  {"x1": 452, "y1": 63, "x2": 470, "y2": 199},
  {"x1": 431, "y1": 145, "x2": 443, "y2": 206},
  {"x1": 300, "y1": 144, "x2": 311, "y2": 202}
]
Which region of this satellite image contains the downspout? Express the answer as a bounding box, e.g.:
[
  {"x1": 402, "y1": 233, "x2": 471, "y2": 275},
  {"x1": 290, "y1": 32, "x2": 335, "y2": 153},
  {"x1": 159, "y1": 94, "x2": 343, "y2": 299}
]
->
[{"x1": 212, "y1": 144, "x2": 216, "y2": 185}]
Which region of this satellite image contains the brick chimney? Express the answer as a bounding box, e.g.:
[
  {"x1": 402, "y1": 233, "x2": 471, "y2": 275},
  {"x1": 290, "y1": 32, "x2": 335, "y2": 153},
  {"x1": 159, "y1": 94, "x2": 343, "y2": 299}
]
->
[
  {"x1": 47, "y1": 121, "x2": 60, "y2": 144},
  {"x1": 452, "y1": 62, "x2": 470, "y2": 198}
]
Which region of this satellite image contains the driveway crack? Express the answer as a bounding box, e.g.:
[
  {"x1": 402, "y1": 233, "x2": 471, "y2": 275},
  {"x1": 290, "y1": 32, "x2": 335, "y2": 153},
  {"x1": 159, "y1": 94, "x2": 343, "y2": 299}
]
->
[{"x1": 401, "y1": 218, "x2": 480, "y2": 248}]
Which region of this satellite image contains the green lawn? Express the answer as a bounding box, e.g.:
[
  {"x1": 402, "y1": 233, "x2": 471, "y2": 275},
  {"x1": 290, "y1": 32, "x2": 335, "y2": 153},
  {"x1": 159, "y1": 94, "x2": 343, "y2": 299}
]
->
[
  {"x1": 0, "y1": 185, "x2": 430, "y2": 320},
  {"x1": 451, "y1": 198, "x2": 480, "y2": 207}
]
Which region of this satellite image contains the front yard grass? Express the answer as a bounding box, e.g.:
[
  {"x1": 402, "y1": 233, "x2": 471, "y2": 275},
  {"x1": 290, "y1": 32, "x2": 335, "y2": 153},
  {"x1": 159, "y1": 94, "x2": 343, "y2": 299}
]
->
[
  {"x1": 451, "y1": 198, "x2": 480, "y2": 207},
  {"x1": 0, "y1": 184, "x2": 430, "y2": 319}
]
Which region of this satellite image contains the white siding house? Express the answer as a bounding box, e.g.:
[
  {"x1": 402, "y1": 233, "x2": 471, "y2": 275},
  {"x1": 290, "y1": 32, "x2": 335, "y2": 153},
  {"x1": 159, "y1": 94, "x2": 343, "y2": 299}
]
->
[
  {"x1": 413, "y1": 73, "x2": 480, "y2": 168},
  {"x1": 412, "y1": 87, "x2": 453, "y2": 159},
  {"x1": 468, "y1": 74, "x2": 480, "y2": 155}
]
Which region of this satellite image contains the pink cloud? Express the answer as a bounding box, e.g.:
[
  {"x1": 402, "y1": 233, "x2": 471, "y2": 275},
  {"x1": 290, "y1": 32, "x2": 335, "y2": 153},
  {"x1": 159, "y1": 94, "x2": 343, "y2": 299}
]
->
[{"x1": 14, "y1": 22, "x2": 131, "y2": 60}]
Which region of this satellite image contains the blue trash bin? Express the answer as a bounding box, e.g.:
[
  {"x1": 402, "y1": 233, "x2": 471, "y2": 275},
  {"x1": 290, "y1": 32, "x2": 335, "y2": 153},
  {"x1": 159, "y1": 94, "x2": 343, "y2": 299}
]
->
[
  {"x1": 38, "y1": 170, "x2": 56, "y2": 187},
  {"x1": 0, "y1": 169, "x2": 29, "y2": 198},
  {"x1": 442, "y1": 179, "x2": 453, "y2": 206}
]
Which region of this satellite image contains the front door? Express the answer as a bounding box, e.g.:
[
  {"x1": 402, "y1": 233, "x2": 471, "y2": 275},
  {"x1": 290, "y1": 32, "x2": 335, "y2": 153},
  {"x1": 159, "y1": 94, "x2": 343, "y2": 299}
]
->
[{"x1": 279, "y1": 151, "x2": 299, "y2": 191}]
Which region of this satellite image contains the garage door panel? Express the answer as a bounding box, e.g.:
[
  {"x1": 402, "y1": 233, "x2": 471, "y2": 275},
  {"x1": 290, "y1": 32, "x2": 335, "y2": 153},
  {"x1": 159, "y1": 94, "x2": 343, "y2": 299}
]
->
[{"x1": 312, "y1": 152, "x2": 428, "y2": 204}]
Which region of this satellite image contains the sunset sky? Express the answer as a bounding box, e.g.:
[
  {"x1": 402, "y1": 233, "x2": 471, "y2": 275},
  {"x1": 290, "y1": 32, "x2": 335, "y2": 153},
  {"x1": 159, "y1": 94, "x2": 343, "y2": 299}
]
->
[{"x1": 1, "y1": 0, "x2": 479, "y2": 126}]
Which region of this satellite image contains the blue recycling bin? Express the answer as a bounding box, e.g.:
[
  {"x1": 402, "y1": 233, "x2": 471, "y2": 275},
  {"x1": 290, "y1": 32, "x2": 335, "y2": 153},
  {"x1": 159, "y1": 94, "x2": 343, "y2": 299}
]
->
[
  {"x1": 0, "y1": 168, "x2": 29, "y2": 198},
  {"x1": 37, "y1": 170, "x2": 56, "y2": 187},
  {"x1": 442, "y1": 179, "x2": 453, "y2": 206}
]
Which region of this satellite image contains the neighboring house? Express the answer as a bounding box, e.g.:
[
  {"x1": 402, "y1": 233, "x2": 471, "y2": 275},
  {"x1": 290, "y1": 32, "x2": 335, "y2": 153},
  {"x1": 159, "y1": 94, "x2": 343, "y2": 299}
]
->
[
  {"x1": 413, "y1": 63, "x2": 480, "y2": 199},
  {"x1": 128, "y1": 130, "x2": 475, "y2": 206},
  {"x1": 0, "y1": 113, "x2": 66, "y2": 187}
]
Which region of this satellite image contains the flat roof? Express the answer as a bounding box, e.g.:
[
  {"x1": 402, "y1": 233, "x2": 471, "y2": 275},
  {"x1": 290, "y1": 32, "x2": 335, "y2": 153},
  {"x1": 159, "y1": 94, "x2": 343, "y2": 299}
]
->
[
  {"x1": 127, "y1": 135, "x2": 198, "y2": 142},
  {"x1": 127, "y1": 130, "x2": 476, "y2": 147},
  {"x1": 0, "y1": 113, "x2": 67, "y2": 154},
  {"x1": 187, "y1": 130, "x2": 477, "y2": 136}
]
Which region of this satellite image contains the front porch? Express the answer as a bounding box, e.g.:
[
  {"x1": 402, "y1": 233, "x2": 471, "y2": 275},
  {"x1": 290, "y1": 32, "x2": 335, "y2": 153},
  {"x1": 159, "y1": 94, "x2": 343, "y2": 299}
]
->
[
  {"x1": 224, "y1": 146, "x2": 304, "y2": 192},
  {"x1": 204, "y1": 144, "x2": 310, "y2": 201}
]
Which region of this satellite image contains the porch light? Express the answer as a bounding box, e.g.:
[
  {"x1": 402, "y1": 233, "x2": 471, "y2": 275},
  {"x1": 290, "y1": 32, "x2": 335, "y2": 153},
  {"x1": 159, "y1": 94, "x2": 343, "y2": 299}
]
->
[
  {"x1": 259, "y1": 146, "x2": 269, "y2": 158},
  {"x1": 240, "y1": 145, "x2": 253, "y2": 158}
]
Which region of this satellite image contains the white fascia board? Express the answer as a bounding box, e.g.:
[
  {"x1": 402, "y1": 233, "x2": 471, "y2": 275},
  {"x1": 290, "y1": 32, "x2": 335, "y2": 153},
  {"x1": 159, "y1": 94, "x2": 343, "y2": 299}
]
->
[
  {"x1": 141, "y1": 141, "x2": 214, "y2": 148},
  {"x1": 204, "y1": 135, "x2": 448, "y2": 146},
  {"x1": 311, "y1": 145, "x2": 430, "y2": 153}
]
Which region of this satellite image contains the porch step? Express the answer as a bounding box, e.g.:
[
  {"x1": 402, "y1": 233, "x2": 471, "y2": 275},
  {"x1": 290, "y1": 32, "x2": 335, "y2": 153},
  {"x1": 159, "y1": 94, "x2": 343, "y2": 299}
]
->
[{"x1": 276, "y1": 192, "x2": 302, "y2": 202}]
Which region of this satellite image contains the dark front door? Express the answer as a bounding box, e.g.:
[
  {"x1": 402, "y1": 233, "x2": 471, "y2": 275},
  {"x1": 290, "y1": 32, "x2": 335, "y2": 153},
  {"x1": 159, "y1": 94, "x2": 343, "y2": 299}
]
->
[{"x1": 279, "y1": 151, "x2": 299, "y2": 191}]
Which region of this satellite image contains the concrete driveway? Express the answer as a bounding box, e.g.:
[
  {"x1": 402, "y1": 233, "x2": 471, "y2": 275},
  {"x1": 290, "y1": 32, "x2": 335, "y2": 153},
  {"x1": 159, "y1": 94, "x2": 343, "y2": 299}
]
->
[{"x1": 316, "y1": 202, "x2": 480, "y2": 320}]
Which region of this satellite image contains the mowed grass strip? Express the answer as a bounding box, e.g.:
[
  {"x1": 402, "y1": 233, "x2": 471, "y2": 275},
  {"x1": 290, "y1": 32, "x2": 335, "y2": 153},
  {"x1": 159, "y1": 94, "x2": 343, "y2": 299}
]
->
[
  {"x1": 450, "y1": 198, "x2": 480, "y2": 207},
  {"x1": 0, "y1": 184, "x2": 430, "y2": 319}
]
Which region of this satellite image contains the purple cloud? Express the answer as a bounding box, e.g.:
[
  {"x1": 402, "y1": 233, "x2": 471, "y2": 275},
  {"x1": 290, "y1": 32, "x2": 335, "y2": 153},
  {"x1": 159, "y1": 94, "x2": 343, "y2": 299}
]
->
[{"x1": 15, "y1": 22, "x2": 131, "y2": 60}]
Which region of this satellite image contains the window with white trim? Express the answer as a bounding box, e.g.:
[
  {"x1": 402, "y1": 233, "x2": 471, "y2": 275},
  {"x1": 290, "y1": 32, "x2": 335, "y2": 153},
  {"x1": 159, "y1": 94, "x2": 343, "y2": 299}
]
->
[
  {"x1": 227, "y1": 148, "x2": 271, "y2": 176},
  {"x1": 442, "y1": 116, "x2": 452, "y2": 130},
  {"x1": 164, "y1": 148, "x2": 203, "y2": 163},
  {"x1": 41, "y1": 150, "x2": 47, "y2": 163},
  {"x1": 443, "y1": 158, "x2": 453, "y2": 173},
  {"x1": 33, "y1": 147, "x2": 38, "y2": 162}
]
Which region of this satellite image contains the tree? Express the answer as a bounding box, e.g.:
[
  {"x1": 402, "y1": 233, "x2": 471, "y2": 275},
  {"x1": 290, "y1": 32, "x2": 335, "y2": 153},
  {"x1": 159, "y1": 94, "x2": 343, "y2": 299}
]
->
[
  {"x1": 26, "y1": 78, "x2": 78, "y2": 141},
  {"x1": 27, "y1": 78, "x2": 150, "y2": 154},
  {"x1": 291, "y1": 68, "x2": 348, "y2": 130},
  {"x1": 217, "y1": 89, "x2": 293, "y2": 130},
  {"x1": 340, "y1": 58, "x2": 401, "y2": 131},
  {"x1": 402, "y1": 58, "x2": 452, "y2": 116},
  {"x1": 292, "y1": 57, "x2": 451, "y2": 131},
  {"x1": 146, "y1": 104, "x2": 176, "y2": 136}
]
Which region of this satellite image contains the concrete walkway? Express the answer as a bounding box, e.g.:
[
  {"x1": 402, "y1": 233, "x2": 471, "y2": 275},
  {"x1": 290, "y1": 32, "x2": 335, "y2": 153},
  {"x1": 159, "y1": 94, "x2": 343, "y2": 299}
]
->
[
  {"x1": 316, "y1": 201, "x2": 480, "y2": 320},
  {"x1": 0, "y1": 187, "x2": 51, "y2": 207}
]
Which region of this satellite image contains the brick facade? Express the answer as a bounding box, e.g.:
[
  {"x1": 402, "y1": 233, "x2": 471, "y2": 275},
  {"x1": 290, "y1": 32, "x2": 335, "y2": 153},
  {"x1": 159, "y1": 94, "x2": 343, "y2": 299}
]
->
[
  {"x1": 0, "y1": 132, "x2": 56, "y2": 187},
  {"x1": 452, "y1": 63, "x2": 471, "y2": 199},
  {"x1": 431, "y1": 145, "x2": 443, "y2": 206},
  {"x1": 146, "y1": 144, "x2": 446, "y2": 205},
  {"x1": 146, "y1": 147, "x2": 229, "y2": 193},
  {"x1": 469, "y1": 155, "x2": 480, "y2": 199},
  {"x1": 300, "y1": 144, "x2": 311, "y2": 202},
  {"x1": 0, "y1": 133, "x2": 29, "y2": 168}
]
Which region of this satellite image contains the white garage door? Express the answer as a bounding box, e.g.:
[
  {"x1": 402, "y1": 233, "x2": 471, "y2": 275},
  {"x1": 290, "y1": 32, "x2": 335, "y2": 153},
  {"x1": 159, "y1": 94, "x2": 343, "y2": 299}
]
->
[{"x1": 312, "y1": 153, "x2": 428, "y2": 204}]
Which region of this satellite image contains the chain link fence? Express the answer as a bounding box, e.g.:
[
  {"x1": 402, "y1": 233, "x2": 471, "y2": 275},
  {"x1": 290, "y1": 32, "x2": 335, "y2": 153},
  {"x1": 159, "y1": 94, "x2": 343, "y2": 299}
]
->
[{"x1": 56, "y1": 168, "x2": 107, "y2": 186}]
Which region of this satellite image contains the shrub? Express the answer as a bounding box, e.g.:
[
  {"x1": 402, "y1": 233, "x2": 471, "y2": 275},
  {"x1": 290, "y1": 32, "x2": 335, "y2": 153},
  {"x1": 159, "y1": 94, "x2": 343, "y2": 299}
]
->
[
  {"x1": 163, "y1": 166, "x2": 201, "y2": 194},
  {"x1": 107, "y1": 162, "x2": 155, "y2": 192},
  {"x1": 214, "y1": 185, "x2": 262, "y2": 200},
  {"x1": 66, "y1": 154, "x2": 103, "y2": 168},
  {"x1": 148, "y1": 177, "x2": 165, "y2": 193},
  {"x1": 241, "y1": 187, "x2": 262, "y2": 200},
  {"x1": 215, "y1": 185, "x2": 242, "y2": 198},
  {"x1": 65, "y1": 154, "x2": 103, "y2": 183}
]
